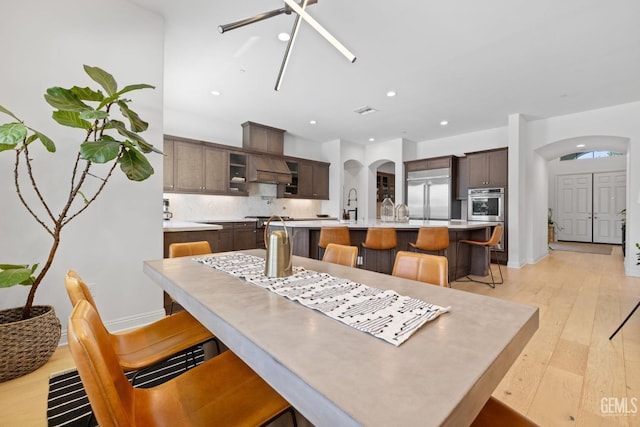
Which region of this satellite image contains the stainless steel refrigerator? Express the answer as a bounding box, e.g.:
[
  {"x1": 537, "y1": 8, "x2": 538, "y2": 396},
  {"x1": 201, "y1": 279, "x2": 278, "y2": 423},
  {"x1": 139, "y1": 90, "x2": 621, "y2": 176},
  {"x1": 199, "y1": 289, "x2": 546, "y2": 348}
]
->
[{"x1": 407, "y1": 168, "x2": 451, "y2": 220}]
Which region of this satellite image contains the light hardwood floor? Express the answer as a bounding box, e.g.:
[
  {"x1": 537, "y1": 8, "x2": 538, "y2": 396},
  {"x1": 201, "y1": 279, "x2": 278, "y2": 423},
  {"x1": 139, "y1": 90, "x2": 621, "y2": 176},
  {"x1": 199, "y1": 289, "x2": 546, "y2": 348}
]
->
[{"x1": 1, "y1": 246, "x2": 639, "y2": 426}]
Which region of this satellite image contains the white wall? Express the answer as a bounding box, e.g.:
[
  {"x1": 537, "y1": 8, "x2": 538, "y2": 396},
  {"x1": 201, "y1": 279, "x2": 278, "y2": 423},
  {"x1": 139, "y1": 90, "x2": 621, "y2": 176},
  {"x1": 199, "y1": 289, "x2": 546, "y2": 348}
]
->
[{"x1": 0, "y1": 0, "x2": 165, "y2": 341}]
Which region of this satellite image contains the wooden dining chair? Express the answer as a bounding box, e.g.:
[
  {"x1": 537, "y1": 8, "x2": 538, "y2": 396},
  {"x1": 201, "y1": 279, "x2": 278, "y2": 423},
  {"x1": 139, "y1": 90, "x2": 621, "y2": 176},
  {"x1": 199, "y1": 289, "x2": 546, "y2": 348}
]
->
[
  {"x1": 391, "y1": 251, "x2": 449, "y2": 287},
  {"x1": 322, "y1": 243, "x2": 358, "y2": 268},
  {"x1": 68, "y1": 300, "x2": 296, "y2": 427},
  {"x1": 168, "y1": 241, "x2": 212, "y2": 258},
  {"x1": 455, "y1": 225, "x2": 504, "y2": 288},
  {"x1": 65, "y1": 270, "x2": 216, "y2": 372}
]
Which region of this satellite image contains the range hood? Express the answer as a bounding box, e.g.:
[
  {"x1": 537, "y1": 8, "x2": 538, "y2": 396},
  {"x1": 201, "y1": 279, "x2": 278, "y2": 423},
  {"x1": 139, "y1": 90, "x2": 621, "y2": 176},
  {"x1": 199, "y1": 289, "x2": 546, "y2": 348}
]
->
[{"x1": 248, "y1": 155, "x2": 292, "y2": 184}]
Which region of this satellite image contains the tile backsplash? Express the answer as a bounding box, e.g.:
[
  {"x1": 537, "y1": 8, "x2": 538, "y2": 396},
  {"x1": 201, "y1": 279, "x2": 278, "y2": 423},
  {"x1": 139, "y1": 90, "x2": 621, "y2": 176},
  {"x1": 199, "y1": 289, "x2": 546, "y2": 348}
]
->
[{"x1": 164, "y1": 183, "x2": 324, "y2": 221}]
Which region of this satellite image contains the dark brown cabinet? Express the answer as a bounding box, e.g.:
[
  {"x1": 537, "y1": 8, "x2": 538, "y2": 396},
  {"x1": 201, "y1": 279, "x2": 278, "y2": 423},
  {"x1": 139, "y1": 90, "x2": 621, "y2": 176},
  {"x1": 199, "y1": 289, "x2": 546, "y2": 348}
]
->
[
  {"x1": 168, "y1": 140, "x2": 228, "y2": 194},
  {"x1": 242, "y1": 121, "x2": 284, "y2": 155},
  {"x1": 217, "y1": 222, "x2": 257, "y2": 252},
  {"x1": 163, "y1": 139, "x2": 175, "y2": 191},
  {"x1": 467, "y1": 149, "x2": 508, "y2": 188},
  {"x1": 164, "y1": 136, "x2": 248, "y2": 196},
  {"x1": 456, "y1": 156, "x2": 468, "y2": 200},
  {"x1": 278, "y1": 159, "x2": 329, "y2": 199}
]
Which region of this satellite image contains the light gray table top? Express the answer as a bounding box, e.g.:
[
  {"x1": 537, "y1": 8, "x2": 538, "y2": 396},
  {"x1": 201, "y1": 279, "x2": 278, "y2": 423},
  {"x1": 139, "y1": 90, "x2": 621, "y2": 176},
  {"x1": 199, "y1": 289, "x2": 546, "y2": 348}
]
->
[{"x1": 144, "y1": 249, "x2": 538, "y2": 427}]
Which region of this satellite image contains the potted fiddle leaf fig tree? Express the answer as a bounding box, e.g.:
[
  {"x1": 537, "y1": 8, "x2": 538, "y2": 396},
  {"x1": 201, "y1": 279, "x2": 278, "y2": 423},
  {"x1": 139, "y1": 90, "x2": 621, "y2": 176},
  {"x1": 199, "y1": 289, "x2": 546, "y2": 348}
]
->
[{"x1": 0, "y1": 65, "x2": 160, "y2": 382}]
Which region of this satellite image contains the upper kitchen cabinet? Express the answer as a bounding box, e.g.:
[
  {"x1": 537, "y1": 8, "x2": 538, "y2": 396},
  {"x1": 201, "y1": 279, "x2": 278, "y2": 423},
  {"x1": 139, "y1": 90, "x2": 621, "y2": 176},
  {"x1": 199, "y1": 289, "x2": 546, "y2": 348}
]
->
[
  {"x1": 163, "y1": 139, "x2": 175, "y2": 191},
  {"x1": 466, "y1": 148, "x2": 508, "y2": 189},
  {"x1": 227, "y1": 151, "x2": 248, "y2": 195},
  {"x1": 405, "y1": 156, "x2": 453, "y2": 172},
  {"x1": 242, "y1": 121, "x2": 285, "y2": 155},
  {"x1": 279, "y1": 158, "x2": 329, "y2": 199},
  {"x1": 164, "y1": 136, "x2": 247, "y2": 196}
]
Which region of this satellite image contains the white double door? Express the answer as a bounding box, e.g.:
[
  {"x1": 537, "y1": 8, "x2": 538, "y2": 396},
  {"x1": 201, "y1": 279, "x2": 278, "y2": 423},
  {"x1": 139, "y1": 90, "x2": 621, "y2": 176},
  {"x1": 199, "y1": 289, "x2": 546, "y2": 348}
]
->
[{"x1": 556, "y1": 171, "x2": 626, "y2": 244}]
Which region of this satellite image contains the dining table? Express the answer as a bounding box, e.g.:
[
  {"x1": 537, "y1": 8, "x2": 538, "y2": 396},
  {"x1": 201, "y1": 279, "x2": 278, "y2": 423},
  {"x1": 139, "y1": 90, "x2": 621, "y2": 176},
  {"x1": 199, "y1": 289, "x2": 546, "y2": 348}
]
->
[{"x1": 143, "y1": 249, "x2": 538, "y2": 427}]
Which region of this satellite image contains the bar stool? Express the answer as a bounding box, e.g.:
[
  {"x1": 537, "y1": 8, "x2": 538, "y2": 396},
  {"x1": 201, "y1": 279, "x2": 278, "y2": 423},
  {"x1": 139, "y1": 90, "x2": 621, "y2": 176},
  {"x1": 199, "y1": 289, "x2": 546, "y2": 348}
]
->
[
  {"x1": 455, "y1": 225, "x2": 504, "y2": 288},
  {"x1": 318, "y1": 226, "x2": 351, "y2": 259},
  {"x1": 409, "y1": 227, "x2": 449, "y2": 256},
  {"x1": 361, "y1": 228, "x2": 397, "y2": 274}
]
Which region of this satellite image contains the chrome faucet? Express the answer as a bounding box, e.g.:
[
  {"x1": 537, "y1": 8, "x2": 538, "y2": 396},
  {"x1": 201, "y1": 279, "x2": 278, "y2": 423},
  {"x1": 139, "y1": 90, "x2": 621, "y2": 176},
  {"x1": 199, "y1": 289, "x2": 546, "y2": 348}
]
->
[{"x1": 346, "y1": 187, "x2": 358, "y2": 221}]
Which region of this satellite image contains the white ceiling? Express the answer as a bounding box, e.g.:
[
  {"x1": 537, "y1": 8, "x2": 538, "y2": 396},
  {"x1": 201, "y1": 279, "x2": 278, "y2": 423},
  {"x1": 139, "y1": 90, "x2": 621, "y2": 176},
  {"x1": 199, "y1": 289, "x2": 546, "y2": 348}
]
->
[{"x1": 128, "y1": 0, "x2": 640, "y2": 145}]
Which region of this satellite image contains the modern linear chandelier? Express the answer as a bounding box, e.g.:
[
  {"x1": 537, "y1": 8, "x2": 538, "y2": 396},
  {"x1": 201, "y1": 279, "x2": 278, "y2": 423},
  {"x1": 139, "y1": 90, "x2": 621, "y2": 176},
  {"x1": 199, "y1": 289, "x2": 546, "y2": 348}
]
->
[{"x1": 218, "y1": 0, "x2": 357, "y2": 91}]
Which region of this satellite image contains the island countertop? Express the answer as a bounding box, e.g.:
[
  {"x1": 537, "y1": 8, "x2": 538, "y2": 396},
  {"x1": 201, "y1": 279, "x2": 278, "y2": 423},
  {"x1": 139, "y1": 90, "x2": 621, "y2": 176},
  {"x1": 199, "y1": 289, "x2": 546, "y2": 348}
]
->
[
  {"x1": 162, "y1": 221, "x2": 223, "y2": 232},
  {"x1": 270, "y1": 219, "x2": 499, "y2": 230}
]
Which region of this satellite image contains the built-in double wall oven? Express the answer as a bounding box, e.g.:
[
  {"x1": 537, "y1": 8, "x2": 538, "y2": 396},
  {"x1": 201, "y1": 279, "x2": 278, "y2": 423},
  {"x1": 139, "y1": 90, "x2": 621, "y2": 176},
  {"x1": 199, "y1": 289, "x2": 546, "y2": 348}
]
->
[{"x1": 468, "y1": 187, "x2": 505, "y2": 251}]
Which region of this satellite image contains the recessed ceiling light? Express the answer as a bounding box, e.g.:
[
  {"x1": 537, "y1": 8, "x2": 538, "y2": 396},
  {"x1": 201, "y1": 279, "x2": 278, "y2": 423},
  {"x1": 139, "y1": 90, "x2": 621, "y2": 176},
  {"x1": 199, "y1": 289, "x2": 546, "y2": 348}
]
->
[
  {"x1": 309, "y1": 120, "x2": 317, "y2": 125},
  {"x1": 386, "y1": 90, "x2": 397, "y2": 97},
  {"x1": 440, "y1": 120, "x2": 449, "y2": 126},
  {"x1": 210, "y1": 90, "x2": 221, "y2": 96},
  {"x1": 278, "y1": 32, "x2": 290, "y2": 42},
  {"x1": 576, "y1": 144, "x2": 586, "y2": 148},
  {"x1": 369, "y1": 138, "x2": 375, "y2": 142}
]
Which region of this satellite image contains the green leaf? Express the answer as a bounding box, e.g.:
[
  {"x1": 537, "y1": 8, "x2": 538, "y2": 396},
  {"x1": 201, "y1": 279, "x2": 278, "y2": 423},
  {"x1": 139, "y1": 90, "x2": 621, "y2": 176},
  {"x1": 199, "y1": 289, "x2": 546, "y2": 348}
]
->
[
  {"x1": 107, "y1": 119, "x2": 149, "y2": 147},
  {"x1": 70, "y1": 86, "x2": 105, "y2": 102},
  {"x1": 115, "y1": 83, "x2": 155, "y2": 98},
  {"x1": 0, "y1": 122, "x2": 27, "y2": 144},
  {"x1": 0, "y1": 105, "x2": 21, "y2": 121},
  {"x1": 52, "y1": 110, "x2": 92, "y2": 129},
  {"x1": 83, "y1": 65, "x2": 117, "y2": 96},
  {"x1": 79, "y1": 110, "x2": 108, "y2": 121},
  {"x1": 117, "y1": 100, "x2": 148, "y2": 132},
  {"x1": 33, "y1": 131, "x2": 56, "y2": 153},
  {"x1": 118, "y1": 147, "x2": 154, "y2": 181},
  {"x1": 45, "y1": 87, "x2": 90, "y2": 112},
  {"x1": 80, "y1": 139, "x2": 120, "y2": 163},
  {"x1": 0, "y1": 264, "x2": 36, "y2": 288}
]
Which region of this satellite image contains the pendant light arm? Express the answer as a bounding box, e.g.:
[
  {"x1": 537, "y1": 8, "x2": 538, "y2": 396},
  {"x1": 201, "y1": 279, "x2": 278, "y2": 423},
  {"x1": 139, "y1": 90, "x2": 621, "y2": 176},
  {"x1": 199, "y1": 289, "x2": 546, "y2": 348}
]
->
[
  {"x1": 282, "y1": 0, "x2": 356, "y2": 63},
  {"x1": 275, "y1": 0, "x2": 309, "y2": 91}
]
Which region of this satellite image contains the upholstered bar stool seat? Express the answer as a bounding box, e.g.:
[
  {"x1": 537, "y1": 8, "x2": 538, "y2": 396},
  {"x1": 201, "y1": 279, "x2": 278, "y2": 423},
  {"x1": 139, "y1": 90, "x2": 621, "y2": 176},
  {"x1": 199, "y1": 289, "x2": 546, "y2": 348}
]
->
[
  {"x1": 322, "y1": 243, "x2": 359, "y2": 268},
  {"x1": 455, "y1": 225, "x2": 504, "y2": 288},
  {"x1": 409, "y1": 227, "x2": 449, "y2": 256},
  {"x1": 318, "y1": 226, "x2": 351, "y2": 259},
  {"x1": 392, "y1": 251, "x2": 449, "y2": 287},
  {"x1": 361, "y1": 227, "x2": 397, "y2": 274}
]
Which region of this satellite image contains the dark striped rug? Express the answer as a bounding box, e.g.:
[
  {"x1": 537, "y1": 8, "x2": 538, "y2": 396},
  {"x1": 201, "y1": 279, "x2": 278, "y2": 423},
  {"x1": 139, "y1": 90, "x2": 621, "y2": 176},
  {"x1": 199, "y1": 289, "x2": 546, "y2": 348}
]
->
[{"x1": 47, "y1": 347, "x2": 205, "y2": 426}]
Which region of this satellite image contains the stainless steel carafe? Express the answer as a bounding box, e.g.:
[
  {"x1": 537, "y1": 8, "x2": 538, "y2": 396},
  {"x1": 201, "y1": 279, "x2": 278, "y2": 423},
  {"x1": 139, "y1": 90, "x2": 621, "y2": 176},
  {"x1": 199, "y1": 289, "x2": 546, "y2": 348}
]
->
[{"x1": 264, "y1": 215, "x2": 292, "y2": 277}]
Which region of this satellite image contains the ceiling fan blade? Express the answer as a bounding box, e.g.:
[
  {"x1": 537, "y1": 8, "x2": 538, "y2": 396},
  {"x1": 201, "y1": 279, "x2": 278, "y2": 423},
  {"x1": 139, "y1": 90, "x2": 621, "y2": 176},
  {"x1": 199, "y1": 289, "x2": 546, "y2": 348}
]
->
[
  {"x1": 275, "y1": 0, "x2": 310, "y2": 91},
  {"x1": 282, "y1": 0, "x2": 356, "y2": 63},
  {"x1": 218, "y1": 7, "x2": 287, "y2": 34}
]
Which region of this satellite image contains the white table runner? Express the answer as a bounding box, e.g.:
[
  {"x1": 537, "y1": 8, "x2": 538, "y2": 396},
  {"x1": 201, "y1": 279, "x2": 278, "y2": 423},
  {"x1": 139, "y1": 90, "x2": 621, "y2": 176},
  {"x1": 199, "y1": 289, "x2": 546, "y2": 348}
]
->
[{"x1": 197, "y1": 253, "x2": 450, "y2": 346}]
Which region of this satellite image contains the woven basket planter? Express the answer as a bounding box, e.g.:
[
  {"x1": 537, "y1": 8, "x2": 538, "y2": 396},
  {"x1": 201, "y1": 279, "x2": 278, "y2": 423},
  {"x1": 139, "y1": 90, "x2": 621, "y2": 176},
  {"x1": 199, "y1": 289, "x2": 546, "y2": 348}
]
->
[{"x1": 0, "y1": 305, "x2": 61, "y2": 383}]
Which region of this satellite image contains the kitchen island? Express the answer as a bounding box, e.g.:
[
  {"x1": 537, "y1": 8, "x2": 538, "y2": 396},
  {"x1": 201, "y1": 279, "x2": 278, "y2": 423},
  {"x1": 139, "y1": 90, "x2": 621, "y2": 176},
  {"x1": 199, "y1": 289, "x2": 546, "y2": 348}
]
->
[{"x1": 269, "y1": 219, "x2": 501, "y2": 279}]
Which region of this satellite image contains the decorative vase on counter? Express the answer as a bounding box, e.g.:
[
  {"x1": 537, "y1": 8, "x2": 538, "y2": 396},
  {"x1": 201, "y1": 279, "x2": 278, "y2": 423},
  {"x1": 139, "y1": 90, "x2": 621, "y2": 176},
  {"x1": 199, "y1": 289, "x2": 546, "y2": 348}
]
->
[
  {"x1": 395, "y1": 203, "x2": 410, "y2": 223},
  {"x1": 381, "y1": 197, "x2": 395, "y2": 222}
]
